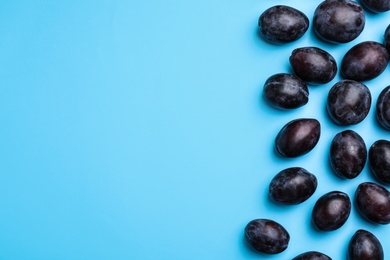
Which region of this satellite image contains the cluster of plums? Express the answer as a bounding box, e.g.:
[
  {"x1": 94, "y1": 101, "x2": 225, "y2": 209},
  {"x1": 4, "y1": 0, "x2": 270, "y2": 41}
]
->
[{"x1": 245, "y1": 0, "x2": 390, "y2": 259}]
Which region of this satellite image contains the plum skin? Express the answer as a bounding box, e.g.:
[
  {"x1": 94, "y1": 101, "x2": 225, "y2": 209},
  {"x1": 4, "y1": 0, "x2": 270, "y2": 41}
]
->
[
  {"x1": 275, "y1": 118, "x2": 321, "y2": 158},
  {"x1": 385, "y1": 24, "x2": 390, "y2": 53},
  {"x1": 376, "y1": 86, "x2": 390, "y2": 130},
  {"x1": 290, "y1": 47, "x2": 337, "y2": 85},
  {"x1": 369, "y1": 140, "x2": 390, "y2": 184},
  {"x1": 330, "y1": 130, "x2": 367, "y2": 179},
  {"x1": 341, "y1": 41, "x2": 390, "y2": 81},
  {"x1": 269, "y1": 167, "x2": 317, "y2": 205},
  {"x1": 263, "y1": 73, "x2": 309, "y2": 109},
  {"x1": 293, "y1": 251, "x2": 331, "y2": 260},
  {"x1": 348, "y1": 229, "x2": 384, "y2": 260},
  {"x1": 244, "y1": 219, "x2": 290, "y2": 254},
  {"x1": 327, "y1": 80, "x2": 371, "y2": 126},
  {"x1": 312, "y1": 191, "x2": 351, "y2": 231},
  {"x1": 360, "y1": 0, "x2": 390, "y2": 12},
  {"x1": 313, "y1": 0, "x2": 365, "y2": 43},
  {"x1": 258, "y1": 5, "x2": 309, "y2": 44},
  {"x1": 355, "y1": 182, "x2": 390, "y2": 224}
]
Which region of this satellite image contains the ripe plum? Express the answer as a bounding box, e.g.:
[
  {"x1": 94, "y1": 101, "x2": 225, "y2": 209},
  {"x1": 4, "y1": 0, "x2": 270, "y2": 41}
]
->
[
  {"x1": 258, "y1": 5, "x2": 309, "y2": 44},
  {"x1": 275, "y1": 118, "x2": 321, "y2": 157}
]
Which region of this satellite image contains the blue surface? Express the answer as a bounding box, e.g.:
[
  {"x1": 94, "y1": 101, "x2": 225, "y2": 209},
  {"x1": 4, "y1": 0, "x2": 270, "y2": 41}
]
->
[{"x1": 1, "y1": 0, "x2": 390, "y2": 259}]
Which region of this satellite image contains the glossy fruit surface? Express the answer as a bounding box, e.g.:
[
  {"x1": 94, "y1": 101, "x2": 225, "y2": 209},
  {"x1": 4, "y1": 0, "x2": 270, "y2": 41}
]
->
[
  {"x1": 348, "y1": 229, "x2": 384, "y2": 260},
  {"x1": 290, "y1": 47, "x2": 337, "y2": 85},
  {"x1": 275, "y1": 118, "x2": 320, "y2": 157},
  {"x1": 269, "y1": 167, "x2": 317, "y2": 205},
  {"x1": 369, "y1": 140, "x2": 390, "y2": 184},
  {"x1": 327, "y1": 80, "x2": 371, "y2": 125},
  {"x1": 313, "y1": 0, "x2": 365, "y2": 43},
  {"x1": 330, "y1": 130, "x2": 367, "y2": 179},
  {"x1": 312, "y1": 191, "x2": 351, "y2": 231},
  {"x1": 355, "y1": 182, "x2": 390, "y2": 224},
  {"x1": 263, "y1": 73, "x2": 309, "y2": 109},
  {"x1": 292, "y1": 251, "x2": 332, "y2": 260},
  {"x1": 258, "y1": 5, "x2": 309, "y2": 44},
  {"x1": 360, "y1": 0, "x2": 390, "y2": 12},
  {"x1": 385, "y1": 24, "x2": 390, "y2": 52},
  {"x1": 341, "y1": 41, "x2": 389, "y2": 81},
  {"x1": 376, "y1": 86, "x2": 390, "y2": 130},
  {"x1": 244, "y1": 219, "x2": 289, "y2": 254}
]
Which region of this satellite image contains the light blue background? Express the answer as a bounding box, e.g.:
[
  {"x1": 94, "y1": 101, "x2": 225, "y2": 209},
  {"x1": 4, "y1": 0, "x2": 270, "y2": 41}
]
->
[{"x1": 1, "y1": 0, "x2": 390, "y2": 259}]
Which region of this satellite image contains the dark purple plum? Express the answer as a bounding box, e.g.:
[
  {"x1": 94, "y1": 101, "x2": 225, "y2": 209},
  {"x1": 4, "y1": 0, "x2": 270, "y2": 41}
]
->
[
  {"x1": 290, "y1": 47, "x2": 337, "y2": 85},
  {"x1": 263, "y1": 73, "x2": 309, "y2": 109},
  {"x1": 341, "y1": 41, "x2": 389, "y2": 81},
  {"x1": 348, "y1": 229, "x2": 384, "y2": 260},
  {"x1": 376, "y1": 86, "x2": 390, "y2": 130},
  {"x1": 269, "y1": 167, "x2": 317, "y2": 205},
  {"x1": 313, "y1": 0, "x2": 365, "y2": 43},
  {"x1": 312, "y1": 191, "x2": 351, "y2": 231},
  {"x1": 292, "y1": 251, "x2": 332, "y2": 260},
  {"x1": 327, "y1": 80, "x2": 371, "y2": 125},
  {"x1": 360, "y1": 0, "x2": 390, "y2": 12},
  {"x1": 355, "y1": 182, "x2": 390, "y2": 224},
  {"x1": 330, "y1": 130, "x2": 367, "y2": 179},
  {"x1": 369, "y1": 140, "x2": 390, "y2": 184},
  {"x1": 244, "y1": 219, "x2": 289, "y2": 254},
  {"x1": 258, "y1": 5, "x2": 309, "y2": 44},
  {"x1": 385, "y1": 24, "x2": 390, "y2": 52},
  {"x1": 275, "y1": 118, "x2": 321, "y2": 157}
]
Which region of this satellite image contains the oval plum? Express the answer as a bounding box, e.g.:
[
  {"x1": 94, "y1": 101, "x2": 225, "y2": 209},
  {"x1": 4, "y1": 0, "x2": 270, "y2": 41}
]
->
[
  {"x1": 244, "y1": 219, "x2": 290, "y2": 254},
  {"x1": 275, "y1": 118, "x2": 321, "y2": 158},
  {"x1": 269, "y1": 167, "x2": 317, "y2": 205}
]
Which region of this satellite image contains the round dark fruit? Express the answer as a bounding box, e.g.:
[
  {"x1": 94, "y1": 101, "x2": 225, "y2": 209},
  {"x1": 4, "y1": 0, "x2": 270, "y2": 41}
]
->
[
  {"x1": 327, "y1": 80, "x2": 371, "y2": 125},
  {"x1": 275, "y1": 118, "x2": 321, "y2": 158},
  {"x1": 330, "y1": 130, "x2": 367, "y2": 179},
  {"x1": 263, "y1": 73, "x2": 309, "y2": 109},
  {"x1": 312, "y1": 191, "x2": 351, "y2": 231},
  {"x1": 313, "y1": 0, "x2": 365, "y2": 43},
  {"x1": 369, "y1": 140, "x2": 390, "y2": 184},
  {"x1": 292, "y1": 251, "x2": 332, "y2": 260},
  {"x1": 258, "y1": 5, "x2": 309, "y2": 44},
  {"x1": 376, "y1": 86, "x2": 390, "y2": 130},
  {"x1": 290, "y1": 47, "x2": 337, "y2": 85},
  {"x1": 341, "y1": 41, "x2": 389, "y2": 81},
  {"x1": 244, "y1": 219, "x2": 290, "y2": 254},
  {"x1": 355, "y1": 182, "x2": 390, "y2": 224},
  {"x1": 269, "y1": 167, "x2": 317, "y2": 205},
  {"x1": 348, "y1": 229, "x2": 384, "y2": 260}
]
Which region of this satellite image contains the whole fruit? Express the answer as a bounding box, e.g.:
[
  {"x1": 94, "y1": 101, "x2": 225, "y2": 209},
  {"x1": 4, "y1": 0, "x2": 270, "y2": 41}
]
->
[
  {"x1": 355, "y1": 182, "x2": 390, "y2": 224},
  {"x1": 312, "y1": 191, "x2": 351, "y2": 231},
  {"x1": 290, "y1": 47, "x2": 337, "y2": 85},
  {"x1": 263, "y1": 73, "x2": 309, "y2": 109},
  {"x1": 258, "y1": 5, "x2": 309, "y2": 44},
  {"x1": 275, "y1": 118, "x2": 321, "y2": 157},
  {"x1": 330, "y1": 130, "x2": 367, "y2": 179},
  {"x1": 269, "y1": 167, "x2": 317, "y2": 205},
  {"x1": 313, "y1": 0, "x2": 365, "y2": 43},
  {"x1": 244, "y1": 219, "x2": 290, "y2": 254},
  {"x1": 327, "y1": 80, "x2": 371, "y2": 125},
  {"x1": 341, "y1": 41, "x2": 389, "y2": 81}
]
